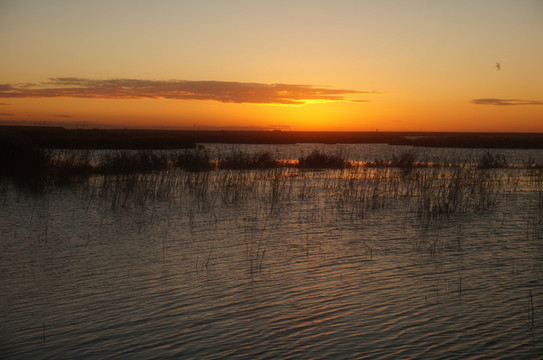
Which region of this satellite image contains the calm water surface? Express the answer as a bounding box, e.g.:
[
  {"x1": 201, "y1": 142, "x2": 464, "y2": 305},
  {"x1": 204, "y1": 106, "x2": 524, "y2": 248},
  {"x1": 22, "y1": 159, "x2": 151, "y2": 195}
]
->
[{"x1": 1, "y1": 144, "x2": 542, "y2": 359}]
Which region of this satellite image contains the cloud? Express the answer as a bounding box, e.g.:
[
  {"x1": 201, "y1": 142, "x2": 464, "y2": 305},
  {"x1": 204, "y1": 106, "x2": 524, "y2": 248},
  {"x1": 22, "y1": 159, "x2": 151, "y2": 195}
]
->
[
  {"x1": 0, "y1": 113, "x2": 14, "y2": 116},
  {"x1": 0, "y1": 78, "x2": 376, "y2": 105},
  {"x1": 0, "y1": 102, "x2": 12, "y2": 106},
  {"x1": 55, "y1": 114, "x2": 73, "y2": 118},
  {"x1": 471, "y1": 98, "x2": 543, "y2": 106}
]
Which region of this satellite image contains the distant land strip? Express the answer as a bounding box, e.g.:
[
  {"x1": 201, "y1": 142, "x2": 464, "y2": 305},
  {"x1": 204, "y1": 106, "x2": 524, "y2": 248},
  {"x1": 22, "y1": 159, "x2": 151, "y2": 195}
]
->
[{"x1": 2, "y1": 125, "x2": 543, "y2": 149}]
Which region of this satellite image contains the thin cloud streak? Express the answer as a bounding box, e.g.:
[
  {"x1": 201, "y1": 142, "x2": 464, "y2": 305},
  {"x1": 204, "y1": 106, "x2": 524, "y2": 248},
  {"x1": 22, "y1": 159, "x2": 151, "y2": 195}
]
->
[
  {"x1": 471, "y1": 98, "x2": 543, "y2": 106},
  {"x1": 0, "y1": 78, "x2": 375, "y2": 105},
  {"x1": 0, "y1": 102, "x2": 12, "y2": 106},
  {"x1": 0, "y1": 113, "x2": 14, "y2": 116}
]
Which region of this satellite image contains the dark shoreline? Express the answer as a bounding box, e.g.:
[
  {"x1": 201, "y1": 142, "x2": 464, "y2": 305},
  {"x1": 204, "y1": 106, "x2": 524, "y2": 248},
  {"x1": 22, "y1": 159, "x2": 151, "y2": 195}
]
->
[{"x1": 2, "y1": 125, "x2": 543, "y2": 149}]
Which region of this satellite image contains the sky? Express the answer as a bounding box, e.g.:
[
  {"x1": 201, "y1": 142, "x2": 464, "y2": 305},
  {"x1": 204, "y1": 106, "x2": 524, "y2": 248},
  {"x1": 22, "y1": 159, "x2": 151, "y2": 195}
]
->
[{"x1": 1, "y1": 0, "x2": 542, "y2": 132}]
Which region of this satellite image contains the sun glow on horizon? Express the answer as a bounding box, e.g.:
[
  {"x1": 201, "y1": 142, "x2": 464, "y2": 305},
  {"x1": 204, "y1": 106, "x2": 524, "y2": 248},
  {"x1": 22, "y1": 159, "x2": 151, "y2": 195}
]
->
[{"x1": 1, "y1": 1, "x2": 542, "y2": 132}]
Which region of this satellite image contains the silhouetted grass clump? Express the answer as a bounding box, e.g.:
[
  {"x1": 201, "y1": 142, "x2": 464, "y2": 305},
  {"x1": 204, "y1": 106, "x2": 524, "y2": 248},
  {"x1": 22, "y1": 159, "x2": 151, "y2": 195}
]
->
[
  {"x1": 366, "y1": 150, "x2": 419, "y2": 168},
  {"x1": 298, "y1": 150, "x2": 349, "y2": 169},
  {"x1": 49, "y1": 150, "x2": 93, "y2": 185},
  {"x1": 99, "y1": 151, "x2": 169, "y2": 174},
  {"x1": 217, "y1": 150, "x2": 281, "y2": 169},
  {"x1": 524, "y1": 157, "x2": 543, "y2": 170},
  {"x1": 391, "y1": 150, "x2": 417, "y2": 168},
  {"x1": 478, "y1": 151, "x2": 507, "y2": 169},
  {"x1": 171, "y1": 149, "x2": 213, "y2": 171}
]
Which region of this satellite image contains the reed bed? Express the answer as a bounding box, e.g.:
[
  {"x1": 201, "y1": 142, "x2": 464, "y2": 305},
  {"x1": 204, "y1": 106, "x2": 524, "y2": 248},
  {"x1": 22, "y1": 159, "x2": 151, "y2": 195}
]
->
[
  {"x1": 3, "y1": 146, "x2": 543, "y2": 285},
  {"x1": 3, "y1": 146, "x2": 543, "y2": 225},
  {"x1": 4, "y1": 144, "x2": 539, "y2": 182},
  {"x1": 73, "y1": 163, "x2": 535, "y2": 225}
]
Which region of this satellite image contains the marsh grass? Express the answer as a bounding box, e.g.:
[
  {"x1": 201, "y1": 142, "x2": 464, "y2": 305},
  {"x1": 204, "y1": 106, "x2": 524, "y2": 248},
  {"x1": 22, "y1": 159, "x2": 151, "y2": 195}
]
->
[
  {"x1": 99, "y1": 151, "x2": 170, "y2": 174},
  {"x1": 365, "y1": 150, "x2": 420, "y2": 168},
  {"x1": 218, "y1": 150, "x2": 282, "y2": 169},
  {"x1": 4, "y1": 145, "x2": 538, "y2": 188},
  {"x1": 49, "y1": 150, "x2": 93, "y2": 185},
  {"x1": 478, "y1": 151, "x2": 508, "y2": 169},
  {"x1": 171, "y1": 148, "x2": 212, "y2": 171},
  {"x1": 527, "y1": 186, "x2": 543, "y2": 241},
  {"x1": 298, "y1": 150, "x2": 349, "y2": 169},
  {"x1": 414, "y1": 166, "x2": 500, "y2": 218},
  {"x1": 529, "y1": 290, "x2": 535, "y2": 329},
  {"x1": 3, "y1": 146, "x2": 543, "y2": 224}
]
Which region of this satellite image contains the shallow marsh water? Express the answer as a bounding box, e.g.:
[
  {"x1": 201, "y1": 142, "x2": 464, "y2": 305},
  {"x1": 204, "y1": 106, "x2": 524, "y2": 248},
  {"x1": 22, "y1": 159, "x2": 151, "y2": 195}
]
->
[{"x1": 1, "y1": 145, "x2": 543, "y2": 359}]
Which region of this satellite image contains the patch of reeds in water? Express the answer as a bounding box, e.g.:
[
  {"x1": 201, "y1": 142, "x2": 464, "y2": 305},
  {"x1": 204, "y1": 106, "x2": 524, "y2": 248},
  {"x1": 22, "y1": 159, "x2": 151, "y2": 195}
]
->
[
  {"x1": 217, "y1": 150, "x2": 282, "y2": 170},
  {"x1": 298, "y1": 150, "x2": 349, "y2": 169},
  {"x1": 365, "y1": 150, "x2": 419, "y2": 168},
  {"x1": 171, "y1": 148, "x2": 213, "y2": 171},
  {"x1": 2, "y1": 144, "x2": 542, "y2": 219}
]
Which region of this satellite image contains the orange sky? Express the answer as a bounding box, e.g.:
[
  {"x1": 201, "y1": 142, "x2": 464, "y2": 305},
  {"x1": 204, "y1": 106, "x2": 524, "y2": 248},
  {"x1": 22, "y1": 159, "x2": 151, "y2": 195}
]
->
[{"x1": 1, "y1": 0, "x2": 542, "y2": 132}]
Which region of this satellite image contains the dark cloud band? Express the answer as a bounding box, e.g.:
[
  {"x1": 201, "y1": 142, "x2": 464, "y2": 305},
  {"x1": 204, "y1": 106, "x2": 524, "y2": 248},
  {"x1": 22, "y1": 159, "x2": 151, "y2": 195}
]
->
[
  {"x1": 471, "y1": 98, "x2": 543, "y2": 106},
  {"x1": 0, "y1": 78, "x2": 374, "y2": 105}
]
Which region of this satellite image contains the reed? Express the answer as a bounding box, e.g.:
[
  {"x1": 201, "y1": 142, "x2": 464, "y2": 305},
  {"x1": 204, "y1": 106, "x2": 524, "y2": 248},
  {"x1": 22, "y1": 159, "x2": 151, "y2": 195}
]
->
[
  {"x1": 218, "y1": 150, "x2": 281, "y2": 169},
  {"x1": 171, "y1": 148, "x2": 212, "y2": 171},
  {"x1": 205, "y1": 244, "x2": 214, "y2": 268},
  {"x1": 529, "y1": 289, "x2": 535, "y2": 329},
  {"x1": 99, "y1": 151, "x2": 170, "y2": 174},
  {"x1": 49, "y1": 150, "x2": 93, "y2": 185},
  {"x1": 391, "y1": 150, "x2": 418, "y2": 168},
  {"x1": 365, "y1": 150, "x2": 419, "y2": 169},
  {"x1": 3, "y1": 145, "x2": 539, "y2": 193},
  {"x1": 478, "y1": 151, "x2": 507, "y2": 169},
  {"x1": 298, "y1": 150, "x2": 349, "y2": 169},
  {"x1": 4, "y1": 147, "x2": 537, "y2": 228}
]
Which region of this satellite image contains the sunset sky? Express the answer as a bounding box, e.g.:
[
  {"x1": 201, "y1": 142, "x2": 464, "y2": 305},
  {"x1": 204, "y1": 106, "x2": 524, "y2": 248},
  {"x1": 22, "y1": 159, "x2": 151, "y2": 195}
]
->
[{"x1": 1, "y1": 0, "x2": 542, "y2": 132}]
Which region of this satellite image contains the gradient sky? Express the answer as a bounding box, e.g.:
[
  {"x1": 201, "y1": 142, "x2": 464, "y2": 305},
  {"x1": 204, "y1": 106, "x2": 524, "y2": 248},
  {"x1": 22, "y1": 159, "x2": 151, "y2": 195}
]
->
[{"x1": 1, "y1": 0, "x2": 542, "y2": 131}]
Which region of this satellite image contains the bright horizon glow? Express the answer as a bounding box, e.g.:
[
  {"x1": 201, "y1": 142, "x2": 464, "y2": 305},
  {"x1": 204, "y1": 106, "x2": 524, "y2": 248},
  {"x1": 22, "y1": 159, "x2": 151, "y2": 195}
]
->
[{"x1": 1, "y1": 0, "x2": 542, "y2": 132}]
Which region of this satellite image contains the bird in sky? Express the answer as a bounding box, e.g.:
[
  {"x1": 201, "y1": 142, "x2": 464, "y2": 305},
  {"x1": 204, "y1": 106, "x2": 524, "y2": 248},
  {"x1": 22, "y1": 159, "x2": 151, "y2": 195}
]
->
[{"x1": 496, "y1": 62, "x2": 501, "y2": 71}]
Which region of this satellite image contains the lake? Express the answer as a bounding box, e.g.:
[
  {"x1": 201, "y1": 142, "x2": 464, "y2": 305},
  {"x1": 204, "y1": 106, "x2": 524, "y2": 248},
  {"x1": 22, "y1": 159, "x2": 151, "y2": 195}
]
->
[{"x1": 1, "y1": 144, "x2": 542, "y2": 359}]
